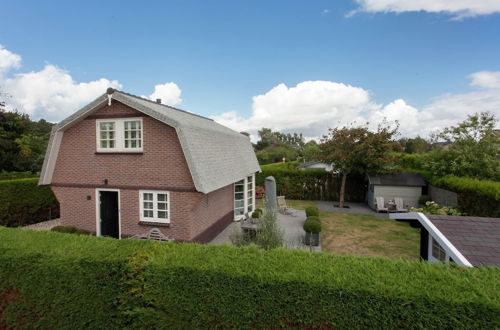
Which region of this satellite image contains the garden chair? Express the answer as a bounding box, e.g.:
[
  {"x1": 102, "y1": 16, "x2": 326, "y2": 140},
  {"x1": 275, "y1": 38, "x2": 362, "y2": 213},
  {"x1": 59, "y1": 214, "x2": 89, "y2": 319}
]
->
[
  {"x1": 394, "y1": 198, "x2": 408, "y2": 213},
  {"x1": 277, "y1": 196, "x2": 289, "y2": 214},
  {"x1": 375, "y1": 197, "x2": 388, "y2": 213}
]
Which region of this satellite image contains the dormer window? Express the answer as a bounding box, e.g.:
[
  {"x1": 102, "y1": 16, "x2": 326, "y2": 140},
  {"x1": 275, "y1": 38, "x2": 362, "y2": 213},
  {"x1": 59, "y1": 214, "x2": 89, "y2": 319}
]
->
[{"x1": 96, "y1": 118, "x2": 143, "y2": 152}]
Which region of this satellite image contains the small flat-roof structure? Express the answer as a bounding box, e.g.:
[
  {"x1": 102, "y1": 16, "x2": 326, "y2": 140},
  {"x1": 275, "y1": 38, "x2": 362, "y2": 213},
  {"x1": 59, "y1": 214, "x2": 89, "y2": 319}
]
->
[
  {"x1": 296, "y1": 160, "x2": 334, "y2": 172},
  {"x1": 367, "y1": 173, "x2": 426, "y2": 210},
  {"x1": 390, "y1": 212, "x2": 500, "y2": 267}
]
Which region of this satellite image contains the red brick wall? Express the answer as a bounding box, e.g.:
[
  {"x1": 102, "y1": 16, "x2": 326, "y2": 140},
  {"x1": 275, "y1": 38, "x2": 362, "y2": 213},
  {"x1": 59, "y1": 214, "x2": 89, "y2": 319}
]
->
[{"x1": 50, "y1": 101, "x2": 234, "y2": 241}]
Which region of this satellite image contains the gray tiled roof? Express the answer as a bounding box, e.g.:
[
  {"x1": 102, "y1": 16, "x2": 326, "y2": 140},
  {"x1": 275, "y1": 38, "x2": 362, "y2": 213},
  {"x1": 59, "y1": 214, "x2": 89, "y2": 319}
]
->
[
  {"x1": 40, "y1": 89, "x2": 260, "y2": 194},
  {"x1": 367, "y1": 173, "x2": 426, "y2": 186},
  {"x1": 427, "y1": 215, "x2": 500, "y2": 267}
]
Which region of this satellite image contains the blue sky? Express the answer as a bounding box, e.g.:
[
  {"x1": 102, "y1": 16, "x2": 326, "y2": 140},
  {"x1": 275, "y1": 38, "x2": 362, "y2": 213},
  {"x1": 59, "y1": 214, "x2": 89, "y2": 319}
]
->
[{"x1": 1, "y1": 0, "x2": 499, "y2": 138}]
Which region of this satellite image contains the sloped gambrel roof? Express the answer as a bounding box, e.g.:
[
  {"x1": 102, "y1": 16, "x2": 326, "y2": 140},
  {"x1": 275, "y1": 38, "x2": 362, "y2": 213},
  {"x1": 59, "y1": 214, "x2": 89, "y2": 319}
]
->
[{"x1": 39, "y1": 89, "x2": 260, "y2": 194}]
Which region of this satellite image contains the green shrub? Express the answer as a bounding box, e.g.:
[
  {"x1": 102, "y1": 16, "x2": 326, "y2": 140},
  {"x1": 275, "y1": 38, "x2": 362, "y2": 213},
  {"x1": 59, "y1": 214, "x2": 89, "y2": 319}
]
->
[
  {"x1": 1, "y1": 227, "x2": 499, "y2": 329},
  {"x1": 411, "y1": 201, "x2": 462, "y2": 216},
  {"x1": 51, "y1": 226, "x2": 90, "y2": 235},
  {"x1": 303, "y1": 217, "x2": 321, "y2": 233},
  {"x1": 260, "y1": 161, "x2": 299, "y2": 171},
  {"x1": 0, "y1": 171, "x2": 38, "y2": 181},
  {"x1": 305, "y1": 206, "x2": 320, "y2": 217},
  {"x1": 51, "y1": 226, "x2": 78, "y2": 234},
  {"x1": 418, "y1": 195, "x2": 431, "y2": 205},
  {"x1": 0, "y1": 178, "x2": 59, "y2": 227},
  {"x1": 256, "y1": 169, "x2": 365, "y2": 201},
  {"x1": 252, "y1": 208, "x2": 263, "y2": 218}
]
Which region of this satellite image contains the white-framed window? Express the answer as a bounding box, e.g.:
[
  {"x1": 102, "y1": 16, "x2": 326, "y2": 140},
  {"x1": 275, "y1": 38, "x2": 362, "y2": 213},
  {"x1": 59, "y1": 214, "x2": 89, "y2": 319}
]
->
[
  {"x1": 234, "y1": 173, "x2": 255, "y2": 220},
  {"x1": 431, "y1": 237, "x2": 447, "y2": 262},
  {"x1": 140, "y1": 190, "x2": 170, "y2": 223},
  {"x1": 96, "y1": 118, "x2": 143, "y2": 152}
]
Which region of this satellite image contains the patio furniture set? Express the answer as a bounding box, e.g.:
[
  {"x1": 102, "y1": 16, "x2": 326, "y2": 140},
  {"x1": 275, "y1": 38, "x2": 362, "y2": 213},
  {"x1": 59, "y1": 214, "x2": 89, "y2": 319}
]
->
[{"x1": 375, "y1": 197, "x2": 408, "y2": 213}]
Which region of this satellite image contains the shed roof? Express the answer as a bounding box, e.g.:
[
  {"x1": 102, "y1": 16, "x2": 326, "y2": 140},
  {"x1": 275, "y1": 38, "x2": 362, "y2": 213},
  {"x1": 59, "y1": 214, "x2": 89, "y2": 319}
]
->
[
  {"x1": 39, "y1": 89, "x2": 260, "y2": 194},
  {"x1": 427, "y1": 215, "x2": 500, "y2": 267},
  {"x1": 367, "y1": 173, "x2": 425, "y2": 187}
]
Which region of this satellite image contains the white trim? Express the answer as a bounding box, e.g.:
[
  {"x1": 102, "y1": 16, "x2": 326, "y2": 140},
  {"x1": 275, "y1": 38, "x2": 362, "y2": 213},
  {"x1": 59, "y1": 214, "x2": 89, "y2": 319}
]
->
[
  {"x1": 389, "y1": 212, "x2": 472, "y2": 267},
  {"x1": 40, "y1": 131, "x2": 63, "y2": 184},
  {"x1": 96, "y1": 117, "x2": 143, "y2": 152},
  {"x1": 139, "y1": 190, "x2": 170, "y2": 223},
  {"x1": 234, "y1": 173, "x2": 256, "y2": 221},
  {"x1": 95, "y1": 188, "x2": 121, "y2": 239}
]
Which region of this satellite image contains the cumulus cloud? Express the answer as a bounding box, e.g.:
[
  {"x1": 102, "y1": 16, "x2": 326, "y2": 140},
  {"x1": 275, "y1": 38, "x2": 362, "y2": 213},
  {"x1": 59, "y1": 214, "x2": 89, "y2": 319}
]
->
[
  {"x1": 352, "y1": 0, "x2": 500, "y2": 19},
  {"x1": 469, "y1": 71, "x2": 500, "y2": 89},
  {"x1": 213, "y1": 75, "x2": 500, "y2": 140},
  {"x1": 0, "y1": 45, "x2": 185, "y2": 122},
  {"x1": 0, "y1": 44, "x2": 21, "y2": 73},
  {"x1": 148, "y1": 82, "x2": 182, "y2": 106},
  {"x1": 2, "y1": 64, "x2": 121, "y2": 121}
]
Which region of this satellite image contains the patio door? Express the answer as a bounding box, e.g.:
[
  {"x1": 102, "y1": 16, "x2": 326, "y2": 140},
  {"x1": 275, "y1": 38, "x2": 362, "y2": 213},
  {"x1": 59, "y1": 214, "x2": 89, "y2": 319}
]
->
[{"x1": 234, "y1": 174, "x2": 255, "y2": 221}]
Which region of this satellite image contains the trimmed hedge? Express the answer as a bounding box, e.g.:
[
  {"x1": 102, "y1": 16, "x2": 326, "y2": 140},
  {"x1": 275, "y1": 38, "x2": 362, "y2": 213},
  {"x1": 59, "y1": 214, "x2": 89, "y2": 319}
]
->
[
  {"x1": 51, "y1": 226, "x2": 90, "y2": 235},
  {"x1": 0, "y1": 171, "x2": 38, "y2": 181},
  {"x1": 407, "y1": 169, "x2": 500, "y2": 217},
  {"x1": 0, "y1": 178, "x2": 59, "y2": 227},
  {"x1": 303, "y1": 216, "x2": 321, "y2": 233},
  {"x1": 257, "y1": 169, "x2": 365, "y2": 201},
  {"x1": 305, "y1": 206, "x2": 320, "y2": 217},
  {"x1": 1, "y1": 228, "x2": 500, "y2": 329}
]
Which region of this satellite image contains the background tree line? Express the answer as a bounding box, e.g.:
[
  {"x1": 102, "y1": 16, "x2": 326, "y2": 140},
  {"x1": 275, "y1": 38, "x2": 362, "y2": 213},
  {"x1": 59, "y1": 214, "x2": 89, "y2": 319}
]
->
[{"x1": 0, "y1": 95, "x2": 53, "y2": 173}]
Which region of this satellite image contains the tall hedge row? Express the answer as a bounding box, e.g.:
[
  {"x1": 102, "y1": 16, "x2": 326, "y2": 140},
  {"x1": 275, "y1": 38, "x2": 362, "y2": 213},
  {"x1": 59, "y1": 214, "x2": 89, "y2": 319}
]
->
[
  {"x1": 407, "y1": 169, "x2": 500, "y2": 217},
  {"x1": 0, "y1": 178, "x2": 59, "y2": 227},
  {"x1": 1, "y1": 227, "x2": 499, "y2": 329},
  {"x1": 256, "y1": 169, "x2": 366, "y2": 201}
]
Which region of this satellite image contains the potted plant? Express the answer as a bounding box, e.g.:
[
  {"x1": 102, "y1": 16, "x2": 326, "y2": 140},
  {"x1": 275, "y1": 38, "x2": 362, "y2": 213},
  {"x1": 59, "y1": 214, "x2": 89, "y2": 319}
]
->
[
  {"x1": 303, "y1": 216, "x2": 321, "y2": 246},
  {"x1": 250, "y1": 208, "x2": 263, "y2": 223}
]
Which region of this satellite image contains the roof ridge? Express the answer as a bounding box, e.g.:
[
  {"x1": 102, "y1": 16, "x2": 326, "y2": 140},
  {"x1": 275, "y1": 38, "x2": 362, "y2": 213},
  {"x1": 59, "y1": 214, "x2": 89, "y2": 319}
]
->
[{"x1": 112, "y1": 89, "x2": 214, "y2": 121}]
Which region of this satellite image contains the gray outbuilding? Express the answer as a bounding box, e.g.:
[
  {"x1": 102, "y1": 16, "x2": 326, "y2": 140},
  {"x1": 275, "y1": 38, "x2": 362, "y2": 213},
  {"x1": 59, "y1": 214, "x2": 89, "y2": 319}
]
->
[{"x1": 366, "y1": 173, "x2": 426, "y2": 210}]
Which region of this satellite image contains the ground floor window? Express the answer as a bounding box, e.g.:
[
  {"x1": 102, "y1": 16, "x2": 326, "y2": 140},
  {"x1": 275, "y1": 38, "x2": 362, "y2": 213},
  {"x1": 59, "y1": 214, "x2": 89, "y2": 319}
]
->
[
  {"x1": 140, "y1": 190, "x2": 170, "y2": 223},
  {"x1": 234, "y1": 174, "x2": 255, "y2": 220},
  {"x1": 431, "y1": 237, "x2": 447, "y2": 262}
]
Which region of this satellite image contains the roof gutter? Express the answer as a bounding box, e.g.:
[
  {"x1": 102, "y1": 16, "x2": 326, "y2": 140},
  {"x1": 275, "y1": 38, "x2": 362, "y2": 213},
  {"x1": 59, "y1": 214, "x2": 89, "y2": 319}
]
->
[{"x1": 390, "y1": 212, "x2": 473, "y2": 267}]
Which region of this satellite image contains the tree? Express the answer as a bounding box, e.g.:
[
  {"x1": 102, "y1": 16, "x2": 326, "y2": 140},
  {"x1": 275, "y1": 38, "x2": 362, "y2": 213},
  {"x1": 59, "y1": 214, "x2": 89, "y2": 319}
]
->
[
  {"x1": 404, "y1": 136, "x2": 428, "y2": 154},
  {"x1": 303, "y1": 140, "x2": 321, "y2": 161},
  {"x1": 422, "y1": 112, "x2": 499, "y2": 180},
  {"x1": 319, "y1": 122, "x2": 399, "y2": 208}
]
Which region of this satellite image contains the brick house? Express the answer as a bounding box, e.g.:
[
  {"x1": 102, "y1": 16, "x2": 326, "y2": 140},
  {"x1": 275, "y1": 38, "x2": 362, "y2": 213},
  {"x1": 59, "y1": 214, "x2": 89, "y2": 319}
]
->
[{"x1": 39, "y1": 88, "x2": 260, "y2": 242}]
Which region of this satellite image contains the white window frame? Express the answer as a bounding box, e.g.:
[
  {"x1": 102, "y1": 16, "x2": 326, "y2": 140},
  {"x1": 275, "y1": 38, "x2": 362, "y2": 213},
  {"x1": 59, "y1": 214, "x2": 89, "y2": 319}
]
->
[
  {"x1": 139, "y1": 190, "x2": 170, "y2": 223},
  {"x1": 428, "y1": 236, "x2": 450, "y2": 263},
  {"x1": 234, "y1": 173, "x2": 255, "y2": 221},
  {"x1": 96, "y1": 118, "x2": 143, "y2": 152}
]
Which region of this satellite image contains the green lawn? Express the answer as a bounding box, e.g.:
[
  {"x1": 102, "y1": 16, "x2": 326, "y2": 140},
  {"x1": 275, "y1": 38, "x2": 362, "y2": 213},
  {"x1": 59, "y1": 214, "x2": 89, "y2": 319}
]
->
[
  {"x1": 257, "y1": 198, "x2": 420, "y2": 260},
  {"x1": 321, "y1": 212, "x2": 420, "y2": 260}
]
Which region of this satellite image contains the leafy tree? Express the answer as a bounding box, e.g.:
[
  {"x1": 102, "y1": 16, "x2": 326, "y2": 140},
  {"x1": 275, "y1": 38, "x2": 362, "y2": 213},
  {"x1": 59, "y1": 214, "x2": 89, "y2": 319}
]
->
[
  {"x1": 303, "y1": 140, "x2": 321, "y2": 161},
  {"x1": 404, "y1": 136, "x2": 428, "y2": 154},
  {"x1": 422, "y1": 112, "x2": 499, "y2": 180},
  {"x1": 319, "y1": 122, "x2": 399, "y2": 208}
]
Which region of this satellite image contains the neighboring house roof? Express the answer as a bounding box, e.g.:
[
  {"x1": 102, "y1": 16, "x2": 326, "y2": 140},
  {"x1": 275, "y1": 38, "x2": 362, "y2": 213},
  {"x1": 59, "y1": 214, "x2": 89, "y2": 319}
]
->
[
  {"x1": 39, "y1": 89, "x2": 260, "y2": 194},
  {"x1": 390, "y1": 212, "x2": 500, "y2": 267},
  {"x1": 297, "y1": 160, "x2": 322, "y2": 169},
  {"x1": 367, "y1": 173, "x2": 426, "y2": 187}
]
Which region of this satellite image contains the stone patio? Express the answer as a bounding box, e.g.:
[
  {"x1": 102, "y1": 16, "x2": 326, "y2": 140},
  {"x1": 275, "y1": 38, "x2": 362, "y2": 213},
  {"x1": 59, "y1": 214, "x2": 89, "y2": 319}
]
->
[
  {"x1": 211, "y1": 209, "x2": 321, "y2": 251},
  {"x1": 22, "y1": 219, "x2": 61, "y2": 231}
]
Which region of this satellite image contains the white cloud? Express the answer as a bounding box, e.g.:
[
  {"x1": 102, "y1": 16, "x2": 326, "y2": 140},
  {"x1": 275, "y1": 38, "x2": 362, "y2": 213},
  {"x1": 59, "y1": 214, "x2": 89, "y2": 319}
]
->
[
  {"x1": 148, "y1": 82, "x2": 182, "y2": 106},
  {"x1": 212, "y1": 81, "x2": 371, "y2": 139},
  {"x1": 213, "y1": 75, "x2": 500, "y2": 140},
  {"x1": 469, "y1": 71, "x2": 500, "y2": 89},
  {"x1": 0, "y1": 45, "x2": 21, "y2": 73},
  {"x1": 322, "y1": 9, "x2": 331, "y2": 15},
  {"x1": 2, "y1": 64, "x2": 121, "y2": 121},
  {"x1": 353, "y1": 0, "x2": 500, "y2": 18}
]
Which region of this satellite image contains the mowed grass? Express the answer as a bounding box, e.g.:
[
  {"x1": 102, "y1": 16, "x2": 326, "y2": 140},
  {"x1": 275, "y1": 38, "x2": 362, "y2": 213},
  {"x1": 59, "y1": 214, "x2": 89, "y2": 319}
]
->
[
  {"x1": 256, "y1": 198, "x2": 419, "y2": 259},
  {"x1": 321, "y1": 212, "x2": 420, "y2": 260}
]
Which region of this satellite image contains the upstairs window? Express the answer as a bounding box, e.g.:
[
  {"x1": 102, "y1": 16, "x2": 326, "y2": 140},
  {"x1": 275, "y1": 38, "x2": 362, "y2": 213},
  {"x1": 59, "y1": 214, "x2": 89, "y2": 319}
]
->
[{"x1": 96, "y1": 118, "x2": 143, "y2": 152}]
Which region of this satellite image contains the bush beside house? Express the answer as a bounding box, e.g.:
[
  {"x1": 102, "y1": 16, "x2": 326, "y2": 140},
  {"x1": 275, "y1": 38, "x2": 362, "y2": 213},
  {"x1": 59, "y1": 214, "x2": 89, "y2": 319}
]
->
[
  {"x1": 0, "y1": 177, "x2": 59, "y2": 227},
  {"x1": 1, "y1": 227, "x2": 499, "y2": 329}
]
